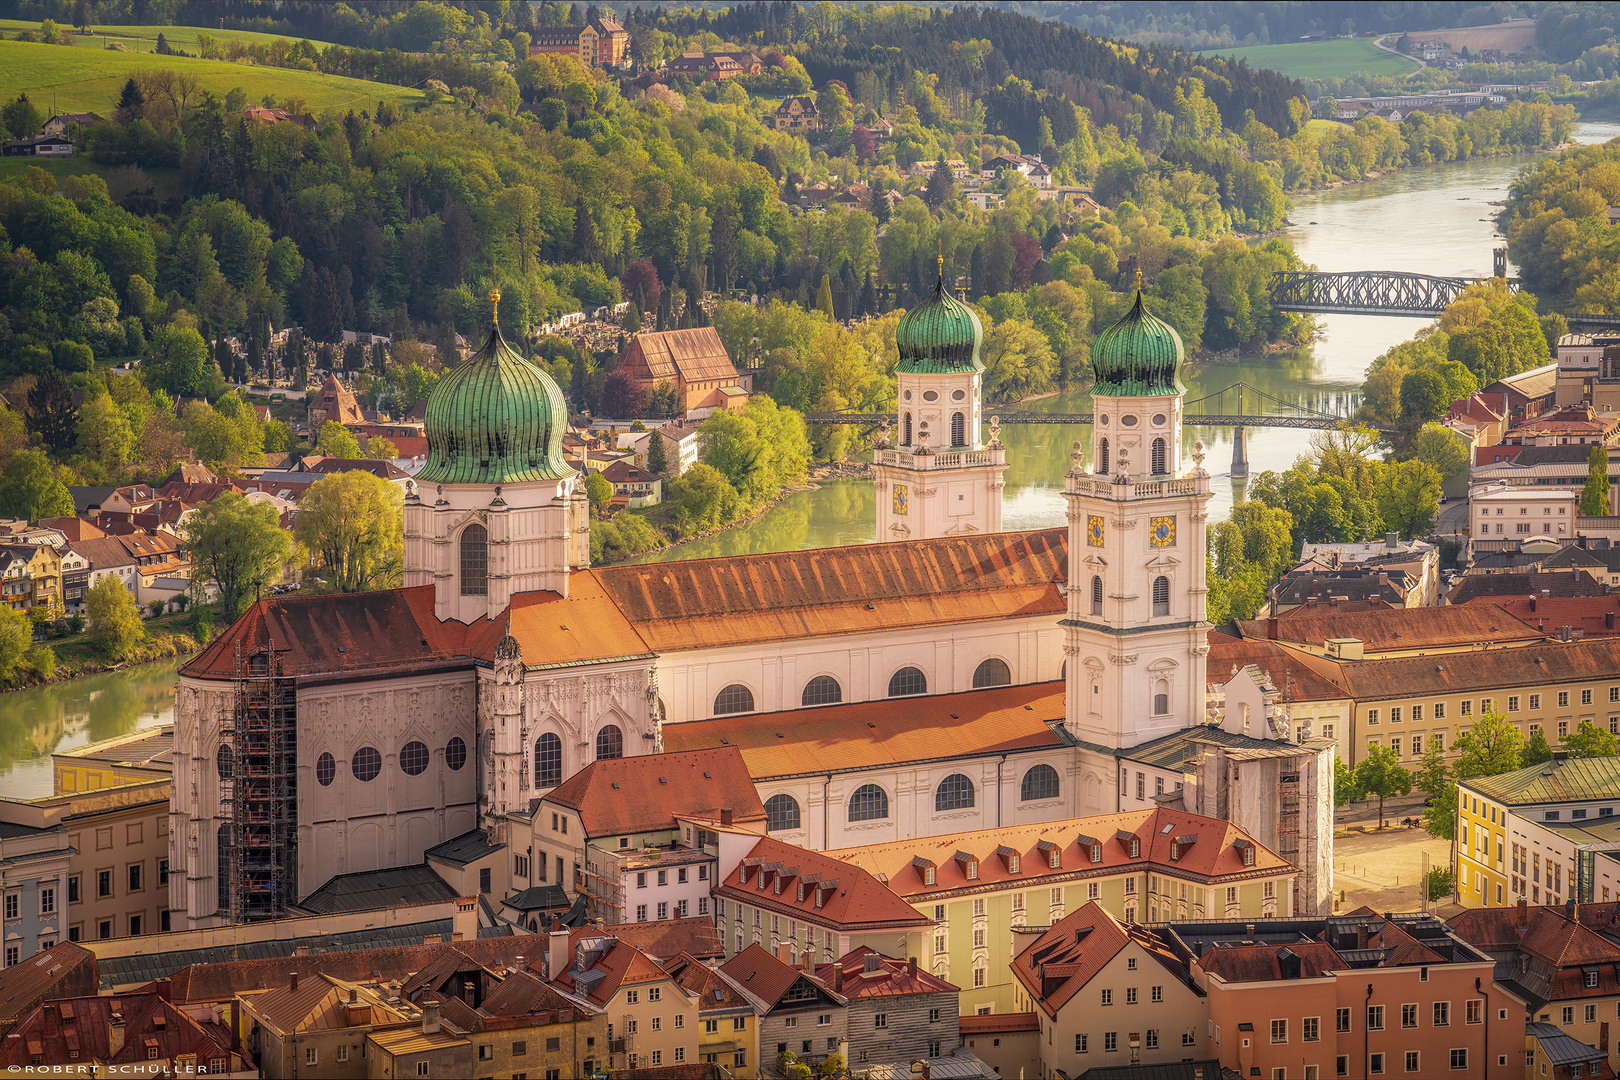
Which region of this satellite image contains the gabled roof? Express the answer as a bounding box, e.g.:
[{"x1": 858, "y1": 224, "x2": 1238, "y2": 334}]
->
[
  {"x1": 717, "y1": 944, "x2": 827, "y2": 1010},
  {"x1": 0, "y1": 992, "x2": 232, "y2": 1069},
  {"x1": 1492, "y1": 594, "x2": 1620, "y2": 637},
  {"x1": 663, "y1": 951, "x2": 752, "y2": 1013},
  {"x1": 814, "y1": 947, "x2": 956, "y2": 1001},
  {"x1": 539, "y1": 746, "x2": 765, "y2": 837},
  {"x1": 661, "y1": 682, "x2": 1065, "y2": 779},
  {"x1": 1324, "y1": 638, "x2": 1620, "y2": 702},
  {"x1": 1521, "y1": 907, "x2": 1620, "y2": 967},
  {"x1": 1009, "y1": 901, "x2": 1134, "y2": 1017},
  {"x1": 1207, "y1": 637, "x2": 1347, "y2": 703},
  {"x1": 625, "y1": 328, "x2": 738, "y2": 384},
  {"x1": 1450, "y1": 570, "x2": 1606, "y2": 604},
  {"x1": 1528, "y1": 1022, "x2": 1609, "y2": 1068},
  {"x1": 1198, "y1": 941, "x2": 1342, "y2": 982},
  {"x1": 717, "y1": 836, "x2": 932, "y2": 932},
  {"x1": 0, "y1": 942, "x2": 97, "y2": 1031},
  {"x1": 1237, "y1": 605, "x2": 1542, "y2": 654},
  {"x1": 593, "y1": 526, "x2": 1066, "y2": 651},
  {"x1": 549, "y1": 932, "x2": 674, "y2": 1006},
  {"x1": 578, "y1": 916, "x2": 725, "y2": 961},
  {"x1": 477, "y1": 969, "x2": 587, "y2": 1019},
  {"x1": 242, "y1": 973, "x2": 407, "y2": 1034},
  {"x1": 1462, "y1": 754, "x2": 1620, "y2": 806},
  {"x1": 823, "y1": 808, "x2": 1290, "y2": 898}
]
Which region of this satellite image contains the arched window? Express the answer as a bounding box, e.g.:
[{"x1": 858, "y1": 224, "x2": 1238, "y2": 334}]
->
[
  {"x1": 848, "y1": 784, "x2": 889, "y2": 822},
  {"x1": 765, "y1": 794, "x2": 801, "y2": 833},
  {"x1": 1090, "y1": 575, "x2": 1103, "y2": 616},
  {"x1": 1151, "y1": 437, "x2": 1167, "y2": 475},
  {"x1": 1021, "y1": 764, "x2": 1061, "y2": 801},
  {"x1": 595, "y1": 725, "x2": 623, "y2": 761},
  {"x1": 445, "y1": 737, "x2": 467, "y2": 771},
  {"x1": 352, "y1": 746, "x2": 382, "y2": 782},
  {"x1": 460, "y1": 524, "x2": 488, "y2": 596},
  {"x1": 713, "y1": 684, "x2": 755, "y2": 715},
  {"x1": 535, "y1": 733, "x2": 562, "y2": 786},
  {"x1": 888, "y1": 666, "x2": 927, "y2": 697},
  {"x1": 1153, "y1": 678, "x2": 1170, "y2": 717},
  {"x1": 972, "y1": 658, "x2": 1011, "y2": 688},
  {"x1": 935, "y1": 774, "x2": 975, "y2": 812},
  {"x1": 1152, "y1": 576, "x2": 1170, "y2": 617},
  {"x1": 316, "y1": 752, "x2": 336, "y2": 786},
  {"x1": 1098, "y1": 437, "x2": 1109, "y2": 475},
  {"x1": 217, "y1": 825, "x2": 232, "y2": 911},
  {"x1": 950, "y1": 411, "x2": 966, "y2": 447},
  {"x1": 903, "y1": 412, "x2": 912, "y2": 446},
  {"x1": 400, "y1": 741, "x2": 430, "y2": 776},
  {"x1": 802, "y1": 675, "x2": 842, "y2": 707},
  {"x1": 216, "y1": 744, "x2": 233, "y2": 780}
]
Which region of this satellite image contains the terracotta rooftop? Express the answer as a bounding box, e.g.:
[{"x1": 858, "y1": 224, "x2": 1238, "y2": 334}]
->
[
  {"x1": 241, "y1": 972, "x2": 409, "y2": 1034},
  {"x1": 1207, "y1": 637, "x2": 1346, "y2": 702},
  {"x1": 661, "y1": 681, "x2": 1065, "y2": 779},
  {"x1": 1489, "y1": 595, "x2": 1620, "y2": 638},
  {"x1": 477, "y1": 968, "x2": 589, "y2": 1020},
  {"x1": 1238, "y1": 605, "x2": 1543, "y2": 654},
  {"x1": 813, "y1": 947, "x2": 956, "y2": 1001},
  {"x1": 1198, "y1": 941, "x2": 1343, "y2": 982},
  {"x1": 1320, "y1": 637, "x2": 1620, "y2": 701},
  {"x1": 549, "y1": 932, "x2": 673, "y2": 1006},
  {"x1": 559, "y1": 916, "x2": 724, "y2": 962},
  {"x1": 662, "y1": 952, "x2": 751, "y2": 1013},
  {"x1": 1521, "y1": 907, "x2": 1620, "y2": 967},
  {"x1": 593, "y1": 527, "x2": 1066, "y2": 651},
  {"x1": 717, "y1": 835, "x2": 932, "y2": 932},
  {"x1": 540, "y1": 746, "x2": 765, "y2": 837},
  {"x1": 505, "y1": 573, "x2": 653, "y2": 669},
  {"x1": 823, "y1": 808, "x2": 1290, "y2": 898},
  {"x1": 1010, "y1": 902, "x2": 1143, "y2": 1017},
  {"x1": 0, "y1": 942, "x2": 97, "y2": 1032},
  {"x1": 1449, "y1": 570, "x2": 1607, "y2": 604},
  {"x1": 716, "y1": 944, "x2": 825, "y2": 1010},
  {"x1": 0, "y1": 992, "x2": 236, "y2": 1071}
]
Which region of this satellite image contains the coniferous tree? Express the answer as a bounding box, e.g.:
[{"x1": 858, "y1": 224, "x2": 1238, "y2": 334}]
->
[
  {"x1": 925, "y1": 156, "x2": 955, "y2": 209},
  {"x1": 25, "y1": 369, "x2": 76, "y2": 455},
  {"x1": 646, "y1": 428, "x2": 668, "y2": 475},
  {"x1": 858, "y1": 271, "x2": 877, "y2": 319}
]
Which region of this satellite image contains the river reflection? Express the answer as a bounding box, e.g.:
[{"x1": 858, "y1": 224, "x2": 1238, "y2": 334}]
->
[{"x1": 0, "y1": 659, "x2": 179, "y2": 800}]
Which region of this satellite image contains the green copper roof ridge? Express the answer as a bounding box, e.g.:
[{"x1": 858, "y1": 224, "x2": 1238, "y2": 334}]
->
[{"x1": 1089, "y1": 288, "x2": 1186, "y2": 398}]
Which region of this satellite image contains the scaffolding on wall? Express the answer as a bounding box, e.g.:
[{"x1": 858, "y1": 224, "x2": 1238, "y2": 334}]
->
[
  {"x1": 218, "y1": 642, "x2": 297, "y2": 922},
  {"x1": 1278, "y1": 771, "x2": 1301, "y2": 914}
]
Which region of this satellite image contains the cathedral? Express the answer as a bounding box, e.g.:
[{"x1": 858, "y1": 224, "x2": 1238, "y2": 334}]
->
[{"x1": 169, "y1": 273, "x2": 1332, "y2": 931}]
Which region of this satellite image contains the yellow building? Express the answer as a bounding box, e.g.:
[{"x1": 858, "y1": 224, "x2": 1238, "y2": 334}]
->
[
  {"x1": 53, "y1": 727, "x2": 172, "y2": 795},
  {"x1": 663, "y1": 951, "x2": 758, "y2": 1078},
  {"x1": 773, "y1": 96, "x2": 820, "y2": 132}
]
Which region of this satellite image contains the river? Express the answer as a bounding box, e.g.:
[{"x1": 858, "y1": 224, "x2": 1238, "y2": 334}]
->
[
  {"x1": 0, "y1": 658, "x2": 181, "y2": 800},
  {"x1": 630, "y1": 120, "x2": 1620, "y2": 564}
]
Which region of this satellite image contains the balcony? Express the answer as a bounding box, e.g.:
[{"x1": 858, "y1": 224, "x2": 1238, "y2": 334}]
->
[
  {"x1": 873, "y1": 447, "x2": 1006, "y2": 470},
  {"x1": 1065, "y1": 474, "x2": 1211, "y2": 501}
]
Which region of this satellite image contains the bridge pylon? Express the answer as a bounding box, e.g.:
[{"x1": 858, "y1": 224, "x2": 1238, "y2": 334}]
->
[{"x1": 1231, "y1": 425, "x2": 1249, "y2": 476}]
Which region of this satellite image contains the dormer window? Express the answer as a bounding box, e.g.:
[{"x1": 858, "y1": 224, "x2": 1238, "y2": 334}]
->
[
  {"x1": 1049, "y1": 849, "x2": 1061, "y2": 869},
  {"x1": 966, "y1": 860, "x2": 978, "y2": 881},
  {"x1": 1091, "y1": 844, "x2": 1102, "y2": 863},
  {"x1": 1008, "y1": 854, "x2": 1020, "y2": 874},
  {"x1": 1170, "y1": 842, "x2": 1180, "y2": 861},
  {"x1": 1235, "y1": 839, "x2": 1255, "y2": 867},
  {"x1": 925, "y1": 867, "x2": 936, "y2": 886}
]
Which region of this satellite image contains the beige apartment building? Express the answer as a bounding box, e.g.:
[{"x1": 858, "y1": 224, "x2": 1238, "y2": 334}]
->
[
  {"x1": 57, "y1": 779, "x2": 173, "y2": 942},
  {"x1": 547, "y1": 925, "x2": 701, "y2": 1071}
]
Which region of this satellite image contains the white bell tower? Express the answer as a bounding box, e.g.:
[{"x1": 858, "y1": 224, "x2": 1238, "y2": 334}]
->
[
  {"x1": 1063, "y1": 286, "x2": 1212, "y2": 759},
  {"x1": 872, "y1": 262, "x2": 1007, "y2": 540}
]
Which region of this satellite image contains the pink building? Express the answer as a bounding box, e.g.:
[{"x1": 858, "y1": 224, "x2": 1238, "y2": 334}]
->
[{"x1": 1186, "y1": 907, "x2": 1524, "y2": 1080}]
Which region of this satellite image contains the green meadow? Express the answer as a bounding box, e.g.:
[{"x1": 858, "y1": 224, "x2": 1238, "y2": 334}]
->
[{"x1": 1196, "y1": 38, "x2": 1421, "y2": 80}]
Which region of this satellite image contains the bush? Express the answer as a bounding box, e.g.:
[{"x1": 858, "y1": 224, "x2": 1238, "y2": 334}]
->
[
  {"x1": 66, "y1": 614, "x2": 84, "y2": 635},
  {"x1": 23, "y1": 646, "x2": 54, "y2": 682},
  {"x1": 1424, "y1": 867, "x2": 1455, "y2": 902}
]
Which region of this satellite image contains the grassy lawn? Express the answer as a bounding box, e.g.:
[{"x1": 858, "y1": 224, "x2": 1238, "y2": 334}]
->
[
  {"x1": 0, "y1": 20, "x2": 342, "y2": 52},
  {"x1": 1196, "y1": 38, "x2": 1420, "y2": 80},
  {"x1": 0, "y1": 39, "x2": 421, "y2": 117}
]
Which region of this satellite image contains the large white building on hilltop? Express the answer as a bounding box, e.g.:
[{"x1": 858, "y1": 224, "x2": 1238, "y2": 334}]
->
[{"x1": 169, "y1": 274, "x2": 1334, "y2": 934}]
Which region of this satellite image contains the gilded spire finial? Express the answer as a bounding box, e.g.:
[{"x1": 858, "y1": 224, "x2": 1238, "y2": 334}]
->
[
  {"x1": 490, "y1": 263, "x2": 502, "y2": 326},
  {"x1": 937, "y1": 239, "x2": 944, "y2": 285},
  {"x1": 1135, "y1": 267, "x2": 1143, "y2": 292}
]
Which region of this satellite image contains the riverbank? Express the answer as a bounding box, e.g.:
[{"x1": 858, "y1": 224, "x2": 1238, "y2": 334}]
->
[{"x1": 3, "y1": 625, "x2": 199, "y2": 694}]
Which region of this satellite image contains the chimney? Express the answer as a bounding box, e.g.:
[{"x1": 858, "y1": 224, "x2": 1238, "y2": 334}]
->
[
  {"x1": 1608, "y1": 610, "x2": 1615, "y2": 631},
  {"x1": 349, "y1": 988, "x2": 358, "y2": 1004},
  {"x1": 833, "y1": 966, "x2": 843, "y2": 993},
  {"x1": 155, "y1": 977, "x2": 171, "y2": 1002},
  {"x1": 453, "y1": 896, "x2": 477, "y2": 943},
  {"x1": 549, "y1": 927, "x2": 570, "y2": 981},
  {"x1": 802, "y1": 950, "x2": 813, "y2": 972},
  {"x1": 290, "y1": 972, "x2": 299, "y2": 992},
  {"x1": 1518, "y1": 897, "x2": 1529, "y2": 931},
  {"x1": 1357, "y1": 924, "x2": 1368, "y2": 950},
  {"x1": 42, "y1": 1004, "x2": 56, "y2": 1038},
  {"x1": 1385, "y1": 532, "x2": 1398, "y2": 549},
  {"x1": 108, "y1": 1012, "x2": 126, "y2": 1058},
  {"x1": 1531, "y1": 595, "x2": 1538, "y2": 612},
  {"x1": 422, "y1": 1002, "x2": 441, "y2": 1035},
  {"x1": 908, "y1": 956, "x2": 918, "y2": 979},
  {"x1": 720, "y1": 808, "x2": 733, "y2": 828},
  {"x1": 778, "y1": 943, "x2": 795, "y2": 965}
]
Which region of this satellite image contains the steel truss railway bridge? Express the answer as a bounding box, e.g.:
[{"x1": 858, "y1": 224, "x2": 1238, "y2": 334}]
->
[{"x1": 1269, "y1": 270, "x2": 1620, "y2": 327}]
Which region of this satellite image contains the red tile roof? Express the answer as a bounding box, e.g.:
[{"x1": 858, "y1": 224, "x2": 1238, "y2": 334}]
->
[
  {"x1": 662, "y1": 952, "x2": 751, "y2": 1014},
  {"x1": 716, "y1": 944, "x2": 824, "y2": 1009},
  {"x1": 813, "y1": 947, "x2": 956, "y2": 1001},
  {"x1": 1489, "y1": 595, "x2": 1620, "y2": 639},
  {"x1": 593, "y1": 527, "x2": 1067, "y2": 651},
  {"x1": 1198, "y1": 941, "x2": 1343, "y2": 982},
  {"x1": 1207, "y1": 637, "x2": 1347, "y2": 702},
  {"x1": 549, "y1": 933, "x2": 676, "y2": 1006},
  {"x1": 1237, "y1": 605, "x2": 1543, "y2": 654},
  {"x1": 661, "y1": 682, "x2": 1065, "y2": 779},
  {"x1": 0, "y1": 942, "x2": 97, "y2": 1032},
  {"x1": 1010, "y1": 902, "x2": 1134, "y2": 1017},
  {"x1": 717, "y1": 836, "x2": 932, "y2": 932},
  {"x1": 0, "y1": 992, "x2": 238, "y2": 1070},
  {"x1": 823, "y1": 808, "x2": 1291, "y2": 898},
  {"x1": 540, "y1": 746, "x2": 765, "y2": 837},
  {"x1": 1521, "y1": 908, "x2": 1620, "y2": 967}
]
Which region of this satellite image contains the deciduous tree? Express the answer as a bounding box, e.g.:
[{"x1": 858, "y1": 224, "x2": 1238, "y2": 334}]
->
[
  {"x1": 1583, "y1": 443, "x2": 1611, "y2": 517},
  {"x1": 293, "y1": 470, "x2": 404, "y2": 594},
  {"x1": 85, "y1": 574, "x2": 144, "y2": 660},
  {"x1": 181, "y1": 493, "x2": 292, "y2": 619},
  {"x1": 1354, "y1": 744, "x2": 1412, "y2": 825}
]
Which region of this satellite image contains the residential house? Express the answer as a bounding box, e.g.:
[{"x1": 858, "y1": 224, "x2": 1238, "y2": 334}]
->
[
  {"x1": 714, "y1": 836, "x2": 933, "y2": 965},
  {"x1": 1526, "y1": 1022, "x2": 1616, "y2": 1080},
  {"x1": 815, "y1": 948, "x2": 959, "y2": 1069},
  {"x1": 238, "y1": 970, "x2": 414, "y2": 1078},
  {"x1": 1, "y1": 134, "x2": 75, "y2": 156},
  {"x1": 527, "y1": 16, "x2": 631, "y2": 67},
  {"x1": 1234, "y1": 605, "x2": 1545, "y2": 661},
  {"x1": 434, "y1": 966, "x2": 609, "y2": 1080},
  {"x1": 44, "y1": 779, "x2": 174, "y2": 942},
  {"x1": 601, "y1": 460, "x2": 662, "y2": 508},
  {"x1": 773, "y1": 96, "x2": 820, "y2": 133},
  {"x1": 1190, "y1": 908, "x2": 1516, "y2": 1080},
  {"x1": 1269, "y1": 566, "x2": 1421, "y2": 612},
  {"x1": 1485, "y1": 594, "x2": 1620, "y2": 639},
  {"x1": 668, "y1": 51, "x2": 760, "y2": 80},
  {"x1": 1011, "y1": 902, "x2": 1207, "y2": 1076},
  {"x1": 664, "y1": 950, "x2": 763, "y2": 1078},
  {"x1": 1486, "y1": 364, "x2": 1559, "y2": 425},
  {"x1": 1448, "y1": 390, "x2": 1510, "y2": 447},
  {"x1": 1504, "y1": 405, "x2": 1620, "y2": 448},
  {"x1": 58, "y1": 546, "x2": 88, "y2": 612},
  {"x1": 529, "y1": 746, "x2": 766, "y2": 927},
  {"x1": 0, "y1": 990, "x2": 247, "y2": 1075},
  {"x1": 821, "y1": 809, "x2": 1296, "y2": 1014},
  {"x1": 1449, "y1": 570, "x2": 1608, "y2": 605},
  {"x1": 1555, "y1": 331, "x2": 1620, "y2": 408},
  {"x1": 0, "y1": 940, "x2": 97, "y2": 1036},
  {"x1": 956, "y1": 1012, "x2": 1039, "y2": 1079},
  {"x1": 0, "y1": 546, "x2": 34, "y2": 611},
  {"x1": 243, "y1": 106, "x2": 315, "y2": 127},
  {"x1": 616, "y1": 329, "x2": 747, "y2": 417},
  {"x1": 66, "y1": 535, "x2": 138, "y2": 602},
  {"x1": 544, "y1": 925, "x2": 702, "y2": 1071},
  {"x1": 1298, "y1": 535, "x2": 1442, "y2": 606},
  {"x1": 365, "y1": 1009, "x2": 470, "y2": 1079},
  {"x1": 41, "y1": 113, "x2": 101, "y2": 136},
  {"x1": 1037, "y1": 186, "x2": 1102, "y2": 212}
]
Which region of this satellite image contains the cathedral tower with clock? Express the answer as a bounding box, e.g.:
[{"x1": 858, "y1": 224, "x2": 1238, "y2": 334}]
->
[
  {"x1": 1063, "y1": 284, "x2": 1212, "y2": 753},
  {"x1": 872, "y1": 264, "x2": 1008, "y2": 541}
]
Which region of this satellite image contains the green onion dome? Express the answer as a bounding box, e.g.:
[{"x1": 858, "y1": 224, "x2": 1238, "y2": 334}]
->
[
  {"x1": 416, "y1": 318, "x2": 575, "y2": 486},
  {"x1": 1089, "y1": 289, "x2": 1186, "y2": 397},
  {"x1": 895, "y1": 273, "x2": 984, "y2": 374}
]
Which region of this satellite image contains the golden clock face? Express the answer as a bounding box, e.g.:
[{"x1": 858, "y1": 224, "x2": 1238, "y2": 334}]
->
[
  {"x1": 893, "y1": 485, "x2": 909, "y2": 516},
  {"x1": 1151, "y1": 516, "x2": 1176, "y2": 547},
  {"x1": 1087, "y1": 515, "x2": 1105, "y2": 547}
]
